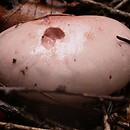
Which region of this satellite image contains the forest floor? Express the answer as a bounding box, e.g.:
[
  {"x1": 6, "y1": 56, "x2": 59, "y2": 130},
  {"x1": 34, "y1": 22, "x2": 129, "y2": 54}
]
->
[{"x1": 0, "y1": 0, "x2": 130, "y2": 130}]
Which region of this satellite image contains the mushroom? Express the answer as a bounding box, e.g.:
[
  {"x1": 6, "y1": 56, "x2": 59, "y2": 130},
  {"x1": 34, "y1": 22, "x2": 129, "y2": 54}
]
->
[{"x1": 0, "y1": 15, "x2": 130, "y2": 105}]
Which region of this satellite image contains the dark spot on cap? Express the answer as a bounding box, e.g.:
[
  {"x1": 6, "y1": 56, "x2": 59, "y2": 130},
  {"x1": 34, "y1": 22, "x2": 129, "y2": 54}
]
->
[
  {"x1": 109, "y1": 75, "x2": 112, "y2": 80},
  {"x1": 118, "y1": 43, "x2": 121, "y2": 47},
  {"x1": 12, "y1": 59, "x2": 17, "y2": 64},
  {"x1": 41, "y1": 27, "x2": 65, "y2": 50},
  {"x1": 25, "y1": 66, "x2": 28, "y2": 70},
  {"x1": 20, "y1": 69, "x2": 25, "y2": 75},
  {"x1": 74, "y1": 59, "x2": 76, "y2": 62},
  {"x1": 55, "y1": 85, "x2": 66, "y2": 93},
  {"x1": 99, "y1": 27, "x2": 104, "y2": 32},
  {"x1": 34, "y1": 83, "x2": 37, "y2": 86}
]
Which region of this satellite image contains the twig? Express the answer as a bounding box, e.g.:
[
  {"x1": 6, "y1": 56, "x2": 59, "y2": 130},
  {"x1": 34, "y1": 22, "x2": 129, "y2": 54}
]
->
[
  {"x1": 116, "y1": 121, "x2": 130, "y2": 129},
  {"x1": 116, "y1": 35, "x2": 130, "y2": 44},
  {"x1": 0, "y1": 83, "x2": 6, "y2": 87},
  {"x1": 3, "y1": 0, "x2": 28, "y2": 24},
  {"x1": 0, "y1": 100, "x2": 43, "y2": 127},
  {"x1": 114, "y1": 0, "x2": 129, "y2": 9},
  {"x1": 46, "y1": 0, "x2": 79, "y2": 8},
  {"x1": 0, "y1": 121, "x2": 47, "y2": 130},
  {"x1": 34, "y1": 2, "x2": 38, "y2": 18},
  {"x1": 80, "y1": 0, "x2": 130, "y2": 19},
  {"x1": 102, "y1": 106, "x2": 111, "y2": 130},
  {"x1": 109, "y1": 0, "x2": 121, "y2": 7},
  {"x1": 50, "y1": 0, "x2": 53, "y2": 14},
  {"x1": 0, "y1": 99, "x2": 77, "y2": 129},
  {"x1": 3, "y1": 4, "x2": 23, "y2": 24},
  {"x1": 0, "y1": 87, "x2": 129, "y2": 103}
]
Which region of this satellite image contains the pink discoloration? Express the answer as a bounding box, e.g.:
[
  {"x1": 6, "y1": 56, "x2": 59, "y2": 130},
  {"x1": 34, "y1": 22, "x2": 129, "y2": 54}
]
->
[
  {"x1": 42, "y1": 35, "x2": 55, "y2": 49},
  {"x1": 99, "y1": 27, "x2": 104, "y2": 32},
  {"x1": 41, "y1": 27, "x2": 65, "y2": 50},
  {"x1": 44, "y1": 27, "x2": 65, "y2": 40},
  {"x1": 85, "y1": 31, "x2": 95, "y2": 40}
]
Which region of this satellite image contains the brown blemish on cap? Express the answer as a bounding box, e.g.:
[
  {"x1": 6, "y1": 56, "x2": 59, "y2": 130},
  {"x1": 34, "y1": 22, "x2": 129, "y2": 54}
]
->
[
  {"x1": 99, "y1": 27, "x2": 104, "y2": 32},
  {"x1": 12, "y1": 58, "x2": 17, "y2": 64},
  {"x1": 74, "y1": 59, "x2": 76, "y2": 62},
  {"x1": 86, "y1": 31, "x2": 94, "y2": 40},
  {"x1": 41, "y1": 27, "x2": 65, "y2": 50},
  {"x1": 109, "y1": 75, "x2": 112, "y2": 80},
  {"x1": 20, "y1": 69, "x2": 25, "y2": 76},
  {"x1": 118, "y1": 43, "x2": 122, "y2": 47}
]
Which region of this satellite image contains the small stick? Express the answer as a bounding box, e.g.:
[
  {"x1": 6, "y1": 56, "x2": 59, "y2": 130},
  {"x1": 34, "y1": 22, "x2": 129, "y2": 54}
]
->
[
  {"x1": 3, "y1": 0, "x2": 28, "y2": 24},
  {"x1": 0, "y1": 83, "x2": 6, "y2": 87},
  {"x1": 109, "y1": 0, "x2": 121, "y2": 7},
  {"x1": 0, "y1": 87, "x2": 129, "y2": 103},
  {"x1": 80, "y1": 0, "x2": 130, "y2": 19},
  {"x1": 115, "y1": 0, "x2": 129, "y2": 9},
  {"x1": 0, "y1": 100, "x2": 43, "y2": 127},
  {"x1": 116, "y1": 121, "x2": 130, "y2": 129},
  {"x1": 0, "y1": 121, "x2": 47, "y2": 130},
  {"x1": 102, "y1": 106, "x2": 111, "y2": 130},
  {"x1": 50, "y1": 0, "x2": 53, "y2": 14},
  {"x1": 46, "y1": 0, "x2": 79, "y2": 8},
  {"x1": 116, "y1": 35, "x2": 130, "y2": 44},
  {"x1": 3, "y1": 4, "x2": 23, "y2": 24}
]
